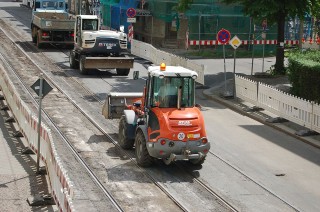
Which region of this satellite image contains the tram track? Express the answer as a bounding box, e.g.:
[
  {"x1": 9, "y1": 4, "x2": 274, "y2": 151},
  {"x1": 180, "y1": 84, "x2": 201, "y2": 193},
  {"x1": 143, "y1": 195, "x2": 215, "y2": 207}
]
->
[
  {"x1": 0, "y1": 19, "x2": 237, "y2": 211},
  {"x1": 0, "y1": 14, "x2": 300, "y2": 211}
]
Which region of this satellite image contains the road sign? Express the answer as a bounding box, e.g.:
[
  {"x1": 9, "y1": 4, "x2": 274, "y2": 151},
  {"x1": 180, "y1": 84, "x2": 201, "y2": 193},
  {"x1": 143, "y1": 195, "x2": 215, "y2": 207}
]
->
[
  {"x1": 229, "y1": 35, "x2": 241, "y2": 49},
  {"x1": 217, "y1": 29, "x2": 231, "y2": 44},
  {"x1": 126, "y1": 8, "x2": 136, "y2": 18},
  {"x1": 127, "y1": 18, "x2": 136, "y2": 23},
  {"x1": 31, "y1": 78, "x2": 53, "y2": 97}
]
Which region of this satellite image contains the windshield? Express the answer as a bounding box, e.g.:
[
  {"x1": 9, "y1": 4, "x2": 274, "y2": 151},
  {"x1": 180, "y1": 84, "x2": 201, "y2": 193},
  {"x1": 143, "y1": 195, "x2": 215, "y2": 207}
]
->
[
  {"x1": 82, "y1": 19, "x2": 98, "y2": 31},
  {"x1": 150, "y1": 77, "x2": 195, "y2": 108},
  {"x1": 42, "y1": 1, "x2": 65, "y2": 9}
]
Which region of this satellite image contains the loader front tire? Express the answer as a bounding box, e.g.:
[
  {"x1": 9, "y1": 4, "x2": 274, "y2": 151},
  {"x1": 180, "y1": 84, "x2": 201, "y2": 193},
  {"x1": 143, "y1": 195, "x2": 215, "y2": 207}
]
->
[
  {"x1": 116, "y1": 68, "x2": 130, "y2": 76},
  {"x1": 135, "y1": 130, "x2": 153, "y2": 167},
  {"x1": 79, "y1": 55, "x2": 88, "y2": 75},
  {"x1": 118, "y1": 116, "x2": 134, "y2": 149}
]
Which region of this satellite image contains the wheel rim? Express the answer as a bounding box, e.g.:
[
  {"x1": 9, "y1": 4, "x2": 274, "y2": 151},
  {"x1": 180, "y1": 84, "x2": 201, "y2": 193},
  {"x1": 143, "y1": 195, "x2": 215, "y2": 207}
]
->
[
  {"x1": 80, "y1": 58, "x2": 83, "y2": 71},
  {"x1": 69, "y1": 53, "x2": 73, "y2": 66}
]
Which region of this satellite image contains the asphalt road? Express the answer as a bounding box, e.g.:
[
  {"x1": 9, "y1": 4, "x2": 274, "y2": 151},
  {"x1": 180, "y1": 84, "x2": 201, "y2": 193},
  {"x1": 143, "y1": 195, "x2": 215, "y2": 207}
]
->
[{"x1": 1, "y1": 1, "x2": 320, "y2": 211}]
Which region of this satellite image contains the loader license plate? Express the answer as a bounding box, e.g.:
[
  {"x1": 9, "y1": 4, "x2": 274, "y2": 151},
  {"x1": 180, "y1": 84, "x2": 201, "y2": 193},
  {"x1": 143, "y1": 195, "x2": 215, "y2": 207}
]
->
[{"x1": 99, "y1": 43, "x2": 116, "y2": 49}]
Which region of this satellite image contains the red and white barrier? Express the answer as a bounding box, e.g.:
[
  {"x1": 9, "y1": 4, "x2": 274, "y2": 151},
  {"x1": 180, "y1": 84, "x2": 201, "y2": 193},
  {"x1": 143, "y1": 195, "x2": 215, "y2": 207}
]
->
[
  {"x1": 0, "y1": 64, "x2": 75, "y2": 211},
  {"x1": 188, "y1": 40, "x2": 300, "y2": 46}
]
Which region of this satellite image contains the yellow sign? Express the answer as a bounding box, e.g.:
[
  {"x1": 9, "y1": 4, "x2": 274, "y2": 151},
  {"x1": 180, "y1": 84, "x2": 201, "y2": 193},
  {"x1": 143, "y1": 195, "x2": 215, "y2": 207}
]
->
[{"x1": 229, "y1": 35, "x2": 241, "y2": 49}]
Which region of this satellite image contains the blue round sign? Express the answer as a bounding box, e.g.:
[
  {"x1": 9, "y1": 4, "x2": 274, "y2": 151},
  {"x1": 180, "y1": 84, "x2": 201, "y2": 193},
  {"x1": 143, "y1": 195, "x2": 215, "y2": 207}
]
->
[{"x1": 217, "y1": 29, "x2": 231, "y2": 44}]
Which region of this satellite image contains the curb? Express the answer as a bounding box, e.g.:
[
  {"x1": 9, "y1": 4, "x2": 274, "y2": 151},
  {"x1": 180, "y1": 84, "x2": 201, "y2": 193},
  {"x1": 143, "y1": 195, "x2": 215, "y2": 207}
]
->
[{"x1": 202, "y1": 88, "x2": 320, "y2": 150}]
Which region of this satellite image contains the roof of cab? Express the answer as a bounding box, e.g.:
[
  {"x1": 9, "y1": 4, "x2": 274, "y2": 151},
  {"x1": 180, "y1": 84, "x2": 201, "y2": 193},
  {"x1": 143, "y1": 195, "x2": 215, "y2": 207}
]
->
[
  {"x1": 148, "y1": 65, "x2": 198, "y2": 78},
  {"x1": 78, "y1": 15, "x2": 99, "y2": 20}
]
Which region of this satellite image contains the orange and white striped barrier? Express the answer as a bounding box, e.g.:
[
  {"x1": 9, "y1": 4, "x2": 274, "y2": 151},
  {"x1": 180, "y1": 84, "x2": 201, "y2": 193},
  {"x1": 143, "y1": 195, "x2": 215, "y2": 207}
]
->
[{"x1": 0, "y1": 64, "x2": 75, "y2": 211}]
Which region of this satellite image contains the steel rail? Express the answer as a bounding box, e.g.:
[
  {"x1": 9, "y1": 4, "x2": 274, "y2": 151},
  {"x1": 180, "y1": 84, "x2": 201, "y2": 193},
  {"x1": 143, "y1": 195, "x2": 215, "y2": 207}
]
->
[
  {"x1": 0, "y1": 28, "x2": 124, "y2": 212},
  {"x1": 0, "y1": 26, "x2": 190, "y2": 211}
]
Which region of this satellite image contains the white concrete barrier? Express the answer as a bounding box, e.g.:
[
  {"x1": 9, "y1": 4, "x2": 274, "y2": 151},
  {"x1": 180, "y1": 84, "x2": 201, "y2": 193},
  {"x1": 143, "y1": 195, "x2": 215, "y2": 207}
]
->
[
  {"x1": 131, "y1": 39, "x2": 205, "y2": 85},
  {"x1": 0, "y1": 65, "x2": 74, "y2": 212}
]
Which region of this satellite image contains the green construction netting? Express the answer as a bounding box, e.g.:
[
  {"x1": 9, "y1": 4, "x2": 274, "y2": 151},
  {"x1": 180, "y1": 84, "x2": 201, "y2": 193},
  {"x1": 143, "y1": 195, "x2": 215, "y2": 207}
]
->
[{"x1": 99, "y1": 0, "x2": 278, "y2": 51}]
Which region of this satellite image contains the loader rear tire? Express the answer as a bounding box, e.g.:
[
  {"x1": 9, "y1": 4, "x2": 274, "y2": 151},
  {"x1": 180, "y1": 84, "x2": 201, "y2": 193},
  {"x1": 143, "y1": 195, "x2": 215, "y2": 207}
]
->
[
  {"x1": 135, "y1": 130, "x2": 153, "y2": 167},
  {"x1": 118, "y1": 116, "x2": 134, "y2": 149},
  {"x1": 69, "y1": 50, "x2": 79, "y2": 69},
  {"x1": 116, "y1": 68, "x2": 130, "y2": 76},
  {"x1": 79, "y1": 55, "x2": 88, "y2": 75}
]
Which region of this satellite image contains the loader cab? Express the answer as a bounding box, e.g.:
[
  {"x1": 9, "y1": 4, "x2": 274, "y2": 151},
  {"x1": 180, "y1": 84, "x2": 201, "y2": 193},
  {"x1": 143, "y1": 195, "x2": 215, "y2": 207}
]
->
[{"x1": 146, "y1": 64, "x2": 197, "y2": 109}]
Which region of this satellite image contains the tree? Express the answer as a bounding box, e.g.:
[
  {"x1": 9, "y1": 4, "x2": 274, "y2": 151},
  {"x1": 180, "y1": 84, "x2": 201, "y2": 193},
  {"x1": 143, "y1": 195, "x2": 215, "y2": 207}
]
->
[
  {"x1": 221, "y1": 0, "x2": 315, "y2": 74},
  {"x1": 173, "y1": 0, "x2": 193, "y2": 13}
]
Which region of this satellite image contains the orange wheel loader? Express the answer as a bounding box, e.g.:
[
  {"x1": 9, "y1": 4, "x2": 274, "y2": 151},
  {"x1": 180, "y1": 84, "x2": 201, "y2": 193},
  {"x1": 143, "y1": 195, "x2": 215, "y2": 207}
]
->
[{"x1": 102, "y1": 63, "x2": 210, "y2": 167}]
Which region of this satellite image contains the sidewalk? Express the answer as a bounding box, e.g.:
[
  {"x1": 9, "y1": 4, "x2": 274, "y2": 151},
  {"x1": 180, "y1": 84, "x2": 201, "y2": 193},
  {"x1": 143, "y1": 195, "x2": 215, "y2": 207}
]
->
[
  {"x1": 0, "y1": 99, "x2": 55, "y2": 211},
  {"x1": 202, "y1": 79, "x2": 320, "y2": 149}
]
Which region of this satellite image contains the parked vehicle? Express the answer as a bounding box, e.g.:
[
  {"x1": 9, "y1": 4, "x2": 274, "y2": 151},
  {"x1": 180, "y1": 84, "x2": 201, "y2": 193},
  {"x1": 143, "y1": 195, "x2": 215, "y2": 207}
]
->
[{"x1": 31, "y1": 0, "x2": 74, "y2": 48}]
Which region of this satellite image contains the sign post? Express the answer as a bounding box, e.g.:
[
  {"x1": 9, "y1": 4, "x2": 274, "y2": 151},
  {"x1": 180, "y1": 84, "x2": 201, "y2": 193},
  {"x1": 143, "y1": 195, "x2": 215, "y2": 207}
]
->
[
  {"x1": 217, "y1": 28, "x2": 231, "y2": 97},
  {"x1": 262, "y1": 32, "x2": 266, "y2": 72},
  {"x1": 31, "y1": 74, "x2": 53, "y2": 174},
  {"x1": 128, "y1": 24, "x2": 133, "y2": 42},
  {"x1": 229, "y1": 35, "x2": 242, "y2": 98}
]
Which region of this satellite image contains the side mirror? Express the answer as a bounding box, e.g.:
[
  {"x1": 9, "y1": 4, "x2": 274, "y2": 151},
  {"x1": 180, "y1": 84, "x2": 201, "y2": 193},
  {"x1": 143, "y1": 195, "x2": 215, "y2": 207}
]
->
[
  {"x1": 133, "y1": 71, "x2": 139, "y2": 80},
  {"x1": 195, "y1": 103, "x2": 202, "y2": 109},
  {"x1": 120, "y1": 25, "x2": 124, "y2": 32},
  {"x1": 35, "y1": 2, "x2": 40, "y2": 10}
]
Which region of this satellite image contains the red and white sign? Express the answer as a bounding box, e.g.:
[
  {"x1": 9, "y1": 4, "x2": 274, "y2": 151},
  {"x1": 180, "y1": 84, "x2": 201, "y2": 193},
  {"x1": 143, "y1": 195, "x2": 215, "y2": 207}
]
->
[
  {"x1": 128, "y1": 24, "x2": 134, "y2": 42},
  {"x1": 217, "y1": 28, "x2": 231, "y2": 44},
  {"x1": 126, "y1": 8, "x2": 136, "y2": 18}
]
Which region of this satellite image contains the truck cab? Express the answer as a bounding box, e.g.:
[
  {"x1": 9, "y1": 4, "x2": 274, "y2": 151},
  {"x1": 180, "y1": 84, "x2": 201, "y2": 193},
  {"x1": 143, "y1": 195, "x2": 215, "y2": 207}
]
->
[{"x1": 33, "y1": 0, "x2": 68, "y2": 12}]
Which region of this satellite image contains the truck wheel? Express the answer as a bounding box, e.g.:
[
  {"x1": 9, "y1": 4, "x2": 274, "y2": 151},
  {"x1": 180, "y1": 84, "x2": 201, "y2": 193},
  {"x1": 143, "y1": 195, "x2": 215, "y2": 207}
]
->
[
  {"x1": 79, "y1": 55, "x2": 88, "y2": 75},
  {"x1": 32, "y1": 36, "x2": 37, "y2": 44},
  {"x1": 31, "y1": 26, "x2": 37, "y2": 43},
  {"x1": 116, "y1": 68, "x2": 130, "y2": 76},
  {"x1": 189, "y1": 156, "x2": 206, "y2": 165},
  {"x1": 135, "y1": 130, "x2": 153, "y2": 167},
  {"x1": 36, "y1": 31, "x2": 43, "y2": 49},
  {"x1": 118, "y1": 116, "x2": 134, "y2": 149},
  {"x1": 36, "y1": 35, "x2": 42, "y2": 49},
  {"x1": 69, "y1": 50, "x2": 79, "y2": 69}
]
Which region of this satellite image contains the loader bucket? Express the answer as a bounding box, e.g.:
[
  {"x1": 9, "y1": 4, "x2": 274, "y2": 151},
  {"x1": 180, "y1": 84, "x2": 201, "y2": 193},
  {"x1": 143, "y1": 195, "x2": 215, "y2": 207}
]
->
[
  {"x1": 102, "y1": 92, "x2": 143, "y2": 119},
  {"x1": 84, "y1": 56, "x2": 134, "y2": 69}
]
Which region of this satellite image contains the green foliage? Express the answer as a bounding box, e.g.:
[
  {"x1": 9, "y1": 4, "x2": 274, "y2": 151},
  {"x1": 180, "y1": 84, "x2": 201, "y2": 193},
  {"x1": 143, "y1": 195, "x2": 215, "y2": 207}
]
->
[
  {"x1": 287, "y1": 50, "x2": 320, "y2": 103},
  {"x1": 173, "y1": 0, "x2": 193, "y2": 13},
  {"x1": 220, "y1": 0, "x2": 318, "y2": 75},
  {"x1": 220, "y1": 0, "x2": 313, "y2": 24}
]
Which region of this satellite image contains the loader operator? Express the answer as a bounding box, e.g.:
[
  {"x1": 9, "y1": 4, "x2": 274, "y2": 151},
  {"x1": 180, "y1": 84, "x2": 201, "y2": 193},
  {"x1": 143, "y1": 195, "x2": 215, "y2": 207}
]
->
[{"x1": 157, "y1": 78, "x2": 178, "y2": 107}]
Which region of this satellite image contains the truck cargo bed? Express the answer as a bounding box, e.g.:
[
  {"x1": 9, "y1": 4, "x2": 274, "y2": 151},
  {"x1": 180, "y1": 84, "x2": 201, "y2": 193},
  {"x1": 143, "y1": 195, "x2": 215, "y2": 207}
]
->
[{"x1": 32, "y1": 12, "x2": 74, "y2": 30}]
